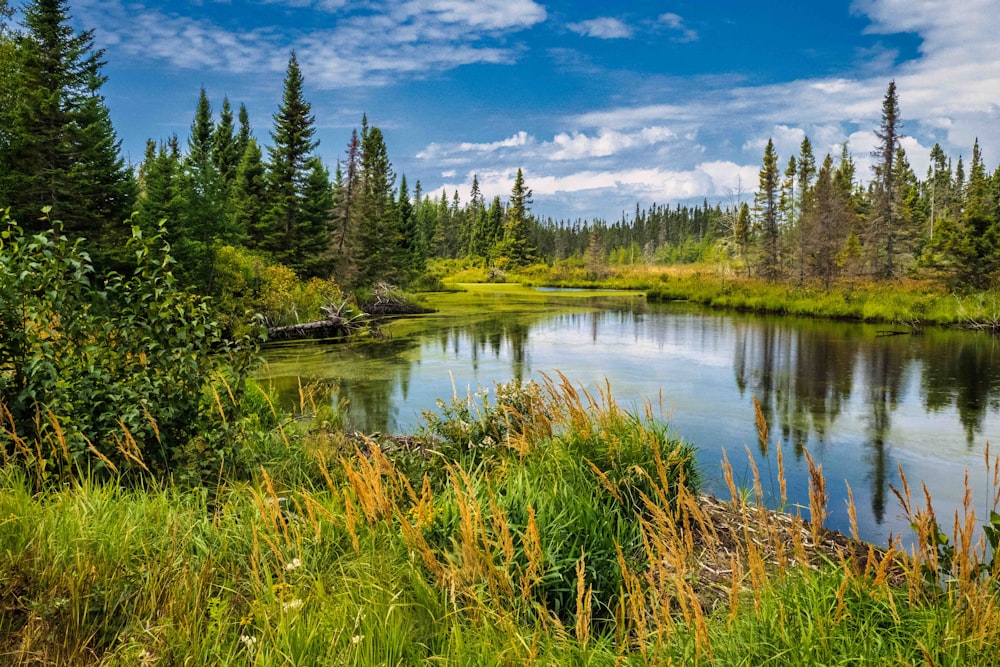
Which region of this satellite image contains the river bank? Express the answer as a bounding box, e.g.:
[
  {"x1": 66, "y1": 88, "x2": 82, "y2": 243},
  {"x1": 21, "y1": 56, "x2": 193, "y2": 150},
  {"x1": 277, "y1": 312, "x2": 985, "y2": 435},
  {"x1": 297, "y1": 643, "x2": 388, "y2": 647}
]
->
[
  {"x1": 1, "y1": 378, "x2": 996, "y2": 665},
  {"x1": 433, "y1": 260, "x2": 1000, "y2": 330}
]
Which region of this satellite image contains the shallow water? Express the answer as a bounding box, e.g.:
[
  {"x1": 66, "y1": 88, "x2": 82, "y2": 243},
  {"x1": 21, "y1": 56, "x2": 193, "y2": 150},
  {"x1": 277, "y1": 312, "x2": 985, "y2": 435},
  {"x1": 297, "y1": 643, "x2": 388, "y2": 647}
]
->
[{"x1": 260, "y1": 284, "x2": 1000, "y2": 547}]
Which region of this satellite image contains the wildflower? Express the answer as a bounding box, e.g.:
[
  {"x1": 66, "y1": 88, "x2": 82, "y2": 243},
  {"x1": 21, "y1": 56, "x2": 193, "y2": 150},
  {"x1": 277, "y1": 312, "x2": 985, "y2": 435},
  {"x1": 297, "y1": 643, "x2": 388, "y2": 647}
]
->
[
  {"x1": 282, "y1": 598, "x2": 303, "y2": 612},
  {"x1": 351, "y1": 634, "x2": 365, "y2": 644},
  {"x1": 285, "y1": 557, "x2": 302, "y2": 571},
  {"x1": 239, "y1": 635, "x2": 258, "y2": 650}
]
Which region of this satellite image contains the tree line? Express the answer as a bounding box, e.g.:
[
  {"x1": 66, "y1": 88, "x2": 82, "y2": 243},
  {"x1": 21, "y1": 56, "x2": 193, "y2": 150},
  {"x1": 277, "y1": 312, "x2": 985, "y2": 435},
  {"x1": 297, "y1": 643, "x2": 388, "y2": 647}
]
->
[
  {"x1": 738, "y1": 81, "x2": 1000, "y2": 289},
  {"x1": 2, "y1": 0, "x2": 999, "y2": 304}
]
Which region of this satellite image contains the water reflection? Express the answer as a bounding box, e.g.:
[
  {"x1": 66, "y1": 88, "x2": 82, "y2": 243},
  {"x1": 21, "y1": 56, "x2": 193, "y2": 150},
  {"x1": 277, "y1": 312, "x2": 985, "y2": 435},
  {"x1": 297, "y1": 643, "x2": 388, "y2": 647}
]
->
[{"x1": 261, "y1": 290, "x2": 1000, "y2": 545}]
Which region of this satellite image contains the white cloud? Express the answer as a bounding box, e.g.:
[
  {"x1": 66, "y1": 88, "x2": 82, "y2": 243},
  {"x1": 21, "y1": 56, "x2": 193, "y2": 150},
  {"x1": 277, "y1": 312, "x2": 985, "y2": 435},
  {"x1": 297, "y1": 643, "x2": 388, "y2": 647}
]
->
[
  {"x1": 393, "y1": 0, "x2": 547, "y2": 30},
  {"x1": 741, "y1": 125, "x2": 807, "y2": 159},
  {"x1": 74, "y1": 0, "x2": 546, "y2": 88},
  {"x1": 567, "y1": 17, "x2": 633, "y2": 40},
  {"x1": 416, "y1": 131, "x2": 534, "y2": 160},
  {"x1": 570, "y1": 104, "x2": 706, "y2": 130},
  {"x1": 73, "y1": 1, "x2": 280, "y2": 74},
  {"x1": 545, "y1": 127, "x2": 676, "y2": 160},
  {"x1": 459, "y1": 131, "x2": 533, "y2": 152},
  {"x1": 435, "y1": 161, "x2": 759, "y2": 210},
  {"x1": 658, "y1": 12, "x2": 698, "y2": 42}
]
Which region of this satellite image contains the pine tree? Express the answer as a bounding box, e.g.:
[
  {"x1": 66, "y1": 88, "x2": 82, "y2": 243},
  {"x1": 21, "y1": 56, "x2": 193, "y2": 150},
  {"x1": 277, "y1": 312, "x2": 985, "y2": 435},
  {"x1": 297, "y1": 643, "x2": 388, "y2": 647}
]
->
[
  {"x1": 355, "y1": 125, "x2": 399, "y2": 287},
  {"x1": 213, "y1": 96, "x2": 239, "y2": 192},
  {"x1": 754, "y1": 139, "x2": 781, "y2": 280},
  {"x1": 500, "y1": 168, "x2": 534, "y2": 267},
  {"x1": 0, "y1": 0, "x2": 134, "y2": 268},
  {"x1": 262, "y1": 52, "x2": 319, "y2": 268},
  {"x1": 296, "y1": 156, "x2": 333, "y2": 278},
  {"x1": 396, "y1": 175, "x2": 422, "y2": 275},
  {"x1": 229, "y1": 138, "x2": 266, "y2": 247},
  {"x1": 870, "y1": 80, "x2": 901, "y2": 277}
]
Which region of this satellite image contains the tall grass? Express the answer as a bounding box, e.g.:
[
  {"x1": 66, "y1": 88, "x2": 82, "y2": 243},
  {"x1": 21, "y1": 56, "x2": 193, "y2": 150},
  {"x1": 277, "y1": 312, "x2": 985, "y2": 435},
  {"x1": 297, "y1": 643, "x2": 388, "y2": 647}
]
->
[{"x1": 2, "y1": 378, "x2": 1000, "y2": 664}]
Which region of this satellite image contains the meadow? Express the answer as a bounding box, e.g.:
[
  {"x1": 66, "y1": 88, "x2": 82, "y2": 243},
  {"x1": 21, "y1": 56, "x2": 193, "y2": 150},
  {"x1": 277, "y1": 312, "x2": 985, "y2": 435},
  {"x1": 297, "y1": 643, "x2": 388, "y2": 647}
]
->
[{"x1": 2, "y1": 375, "x2": 999, "y2": 665}]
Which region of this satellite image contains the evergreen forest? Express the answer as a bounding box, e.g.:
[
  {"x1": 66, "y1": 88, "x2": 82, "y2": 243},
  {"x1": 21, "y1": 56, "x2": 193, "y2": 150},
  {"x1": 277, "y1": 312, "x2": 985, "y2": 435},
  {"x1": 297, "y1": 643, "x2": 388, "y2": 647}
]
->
[{"x1": 3, "y1": 0, "x2": 1000, "y2": 327}]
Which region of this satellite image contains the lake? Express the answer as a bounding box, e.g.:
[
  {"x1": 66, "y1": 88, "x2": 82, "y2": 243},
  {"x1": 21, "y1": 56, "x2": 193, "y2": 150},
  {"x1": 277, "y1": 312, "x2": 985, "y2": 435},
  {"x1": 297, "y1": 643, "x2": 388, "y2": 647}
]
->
[{"x1": 260, "y1": 284, "x2": 1000, "y2": 547}]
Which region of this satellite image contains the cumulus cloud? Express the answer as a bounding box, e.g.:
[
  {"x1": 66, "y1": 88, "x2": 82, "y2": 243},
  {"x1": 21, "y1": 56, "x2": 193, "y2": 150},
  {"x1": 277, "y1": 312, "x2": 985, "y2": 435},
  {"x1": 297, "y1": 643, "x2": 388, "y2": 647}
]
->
[
  {"x1": 567, "y1": 17, "x2": 633, "y2": 39},
  {"x1": 459, "y1": 131, "x2": 533, "y2": 152},
  {"x1": 436, "y1": 162, "x2": 759, "y2": 207},
  {"x1": 544, "y1": 127, "x2": 676, "y2": 160}
]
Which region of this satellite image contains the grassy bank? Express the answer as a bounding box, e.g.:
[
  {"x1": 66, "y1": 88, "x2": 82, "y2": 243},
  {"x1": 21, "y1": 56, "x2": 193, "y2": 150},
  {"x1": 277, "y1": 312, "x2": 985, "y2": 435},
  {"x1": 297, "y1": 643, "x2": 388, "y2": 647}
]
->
[
  {"x1": 2, "y1": 377, "x2": 1000, "y2": 665},
  {"x1": 430, "y1": 259, "x2": 1000, "y2": 329},
  {"x1": 646, "y1": 273, "x2": 1000, "y2": 329}
]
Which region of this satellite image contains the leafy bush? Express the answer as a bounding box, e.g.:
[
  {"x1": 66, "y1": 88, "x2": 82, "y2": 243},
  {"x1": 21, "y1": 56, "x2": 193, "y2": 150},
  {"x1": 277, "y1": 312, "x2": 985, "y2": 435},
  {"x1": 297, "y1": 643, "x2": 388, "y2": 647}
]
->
[
  {"x1": 0, "y1": 213, "x2": 261, "y2": 484},
  {"x1": 211, "y1": 245, "x2": 346, "y2": 335}
]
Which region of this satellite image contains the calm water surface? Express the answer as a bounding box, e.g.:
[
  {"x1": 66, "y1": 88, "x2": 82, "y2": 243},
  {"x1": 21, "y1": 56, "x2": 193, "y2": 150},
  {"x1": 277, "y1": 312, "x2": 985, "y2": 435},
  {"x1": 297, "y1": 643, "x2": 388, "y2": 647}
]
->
[{"x1": 261, "y1": 285, "x2": 1000, "y2": 547}]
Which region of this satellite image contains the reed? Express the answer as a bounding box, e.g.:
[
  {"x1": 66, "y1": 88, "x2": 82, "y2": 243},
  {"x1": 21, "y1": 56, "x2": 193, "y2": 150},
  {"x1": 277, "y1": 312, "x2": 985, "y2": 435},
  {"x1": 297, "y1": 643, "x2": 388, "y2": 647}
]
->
[{"x1": 1, "y1": 382, "x2": 999, "y2": 664}]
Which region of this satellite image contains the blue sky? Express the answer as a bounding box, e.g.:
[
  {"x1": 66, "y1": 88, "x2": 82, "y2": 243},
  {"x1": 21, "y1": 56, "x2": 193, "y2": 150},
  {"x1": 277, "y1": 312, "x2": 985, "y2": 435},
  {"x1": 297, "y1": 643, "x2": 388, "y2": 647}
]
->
[{"x1": 24, "y1": 0, "x2": 1000, "y2": 220}]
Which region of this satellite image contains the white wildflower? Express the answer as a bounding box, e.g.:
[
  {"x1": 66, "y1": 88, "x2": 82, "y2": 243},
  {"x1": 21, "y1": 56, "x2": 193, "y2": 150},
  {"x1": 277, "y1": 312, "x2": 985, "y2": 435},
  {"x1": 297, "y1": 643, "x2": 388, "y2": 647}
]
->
[
  {"x1": 351, "y1": 634, "x2": 365, "y2": 644},
  {"x1": 282, "y1": 598, "x2": 303, "y2": 612},
  {"x1": 285, "y1": 557, "x2": 302, "y2": 571},
  {"x1": 239, "y1": 635, "x2": 258, "y2": 650}
]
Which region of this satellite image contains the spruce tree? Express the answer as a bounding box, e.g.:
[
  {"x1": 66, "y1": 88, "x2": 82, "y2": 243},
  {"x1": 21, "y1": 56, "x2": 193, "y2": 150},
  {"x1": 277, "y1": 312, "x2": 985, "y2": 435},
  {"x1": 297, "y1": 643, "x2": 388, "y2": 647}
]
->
[
  {"x1": 754, "y1": 139, "x2": 781, "y2": 280},
  {"x1": 0, "y1": 0, "x2": 134, "y2": 268},
  {"x1": 801, "y1": 154, "x2": 852, "y2": 288},
  {"x1": 500, "y1": 168, "x2": 534, "y2": 267},
  {"x1": 870, "y1": 80, "x2": 901, "y2": 277},
  {"x1": 297, "y1": 156, "x2": 334, "y2": 278},
  {"x1": 229, "y1": 138, "x2": 266, "y2": 247},
  {"x1": 926, "y1": 139, "x2": 1000, "y2": 288},
  {"x1": 175, "y1": 88, "x2": 225, "y2": 285},
  {"x1": 135, "y1": 137, "x2": 183, "y2": 237},
  {"x1": 396, "y1": 175, "x2": 422, "y2": 275},
  {"x1": 213, "y1": 96, "x2": 239, "y2": 192},
  {"x1": 262, "y1": 52, "x2": 318, "y2": 268},
  {"x1": 355, "y1": 125, "x2": 399, "y2": 287},
  {"x1": 235, "y1": 103, "x2": 252, "y2": 163},
  {"x1": 796, "y1": 137, "x2": 816, "y2": 214}
]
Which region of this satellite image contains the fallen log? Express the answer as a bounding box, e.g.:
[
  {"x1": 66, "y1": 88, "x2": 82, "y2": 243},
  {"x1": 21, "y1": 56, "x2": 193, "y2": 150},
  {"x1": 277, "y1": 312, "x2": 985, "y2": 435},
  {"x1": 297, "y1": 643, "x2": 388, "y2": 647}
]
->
[
  {"x1": 267, "y1": 301, "x2": 367, "y2": 341},
  {"x1": 267, "y1": 318, "x2": 356, "y2": 341}
]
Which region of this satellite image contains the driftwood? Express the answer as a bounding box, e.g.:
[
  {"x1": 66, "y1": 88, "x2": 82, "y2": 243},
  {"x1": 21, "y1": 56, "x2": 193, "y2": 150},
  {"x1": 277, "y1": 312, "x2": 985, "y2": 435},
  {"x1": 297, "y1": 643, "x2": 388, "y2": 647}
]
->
[
  {"x1": 266, "y1": 301, "x2": 367, "y2": 341},
  {"x1": 360, "y1": 281, "x2": 434, "y2": 316}
]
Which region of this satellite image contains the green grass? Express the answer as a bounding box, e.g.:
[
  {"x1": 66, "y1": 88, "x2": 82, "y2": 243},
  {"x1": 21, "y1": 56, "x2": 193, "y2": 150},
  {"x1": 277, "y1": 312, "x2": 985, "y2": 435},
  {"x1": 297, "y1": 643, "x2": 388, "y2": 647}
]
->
[
  {"x1": 428, "y1": 258, "x2": 1000, "y2": 329},
  {"x1": 2, "y1": 377, "x2": 1000, "y2": 665}
]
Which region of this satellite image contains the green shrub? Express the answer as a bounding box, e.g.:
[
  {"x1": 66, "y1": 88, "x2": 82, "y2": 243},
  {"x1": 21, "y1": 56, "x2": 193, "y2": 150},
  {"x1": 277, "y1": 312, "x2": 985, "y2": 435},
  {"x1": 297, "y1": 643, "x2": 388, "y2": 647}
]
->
[
  {"x1": 211, "y1": 245, "x2": 347, "y2": 335},
  {"x1": 0, "y1": 214, "x2": 260, "y2": 484}
]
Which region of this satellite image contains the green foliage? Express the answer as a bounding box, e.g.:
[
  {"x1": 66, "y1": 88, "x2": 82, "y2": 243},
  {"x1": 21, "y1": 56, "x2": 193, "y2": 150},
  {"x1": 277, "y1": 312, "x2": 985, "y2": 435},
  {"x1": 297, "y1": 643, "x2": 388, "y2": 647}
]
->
[
  {"x1": 0, "y1": 213, "x2": 260, "y2": 483},
  {"x1": 260, "y1": 52, "x2": 327, "y2": 276},
  {"x1": 418, "y1": 379, "x2": 544, "y2": 466},
  {"x1": 0, "y1": 0, "x2": 135, "y2": 271},
  {"x1": 355, "y1": 125, "x2": 401, "y2": 288},
  {"x1": 415, "y1": 378, "x2": 699, "y2": 627},
  {"x1": 211, "y1": 244, "x2": 347, "y2": 334},
  {"x1": 498, "y1": 168, "x2": 535, "y2": 268}
]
